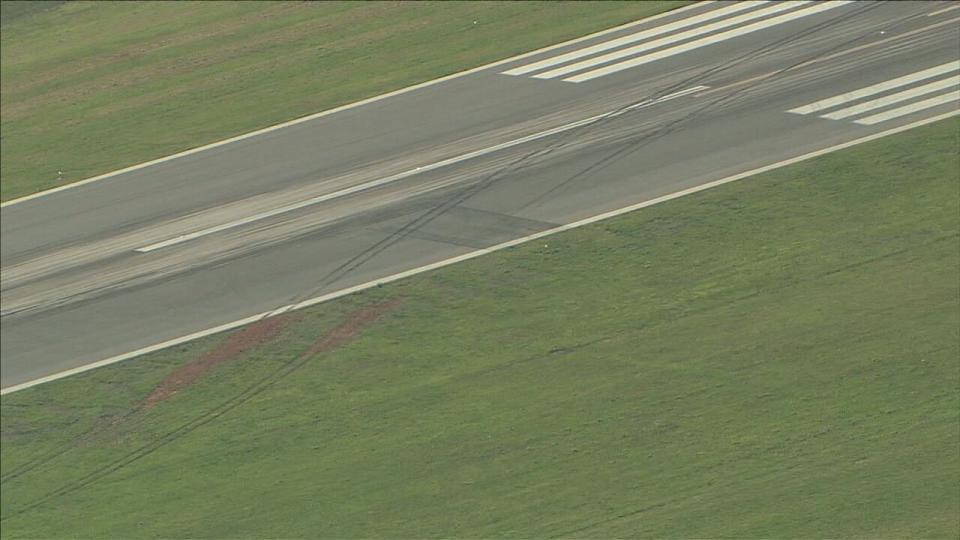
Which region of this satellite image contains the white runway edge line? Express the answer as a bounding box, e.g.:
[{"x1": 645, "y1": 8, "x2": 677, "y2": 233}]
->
[
  {"x1": 3, "y1": 109, "x2": 957, "y2": 396},
  {"x1": 0, "y1": 1, "x2": 711, "y2": 209},
  {"x1": 135, "y1": 85, "x2": 709, "y2": 252},
  {"x1": 502, "y1": 0, "x2": 767, "y2": 76},
  {"x1": 565, "y1": 1, "x2": 853, "y2": 83},
  {"x1": 533, "y1": 0, "x2": 809, "y2": 80},
  {"x1": 788, "y1": 60, "x2": 960, "y2": 114}
]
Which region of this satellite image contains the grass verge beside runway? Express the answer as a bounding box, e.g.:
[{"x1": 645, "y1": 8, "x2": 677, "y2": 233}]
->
[
  {"x1": 2, "y1": 118, "x2": 958, "y2": 538},
  {"x1": 0, "y1": 0, "x2": 686, "y2": 201}
]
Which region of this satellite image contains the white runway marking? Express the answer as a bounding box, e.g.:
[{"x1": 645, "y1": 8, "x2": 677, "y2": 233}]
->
[
  {"x1": 501, "y1": 1, "x2": 852, "y2": 84},
  {"x1": 854, "y1": 91, "x2": 960, "y2": 125},
  {"x1": 821, "y1": 76, "x2": 960, "y2": 119},
  {"x1": 788, "y1": 61, "x2": 959, "y2": 114},
  {"x1": 786, "y1": 61, "x2": 960, "y2": 125},
  {"x1": 5, "y1": 110, "x2": 955, "y2": 396},
  {"x1": 135, "y1": 86, "x2": 708, "y2": 252},
  {"x1": 502, "y1": 0, "x2": 765, "y2": 76},
  {"x1": 928, "y1": 4, "x2": 960, "y2": 17},
  {"x1": 564, "y1": 1, "x2": 853, "y2": 83},
  {"x1": 532, "y1": 1, "x2": 808, "y2": 80}
]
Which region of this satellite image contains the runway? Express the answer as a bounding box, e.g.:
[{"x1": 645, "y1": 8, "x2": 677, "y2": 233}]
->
[{"x1": 2, "y1": 0, "x2": 958, "y2": 391}]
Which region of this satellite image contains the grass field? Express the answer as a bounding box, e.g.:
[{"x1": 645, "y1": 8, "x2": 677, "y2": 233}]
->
[
  {"x1": 0, "y1": 0, "x2": 686, "y2": 201},
  {"x1": 1, "y1": 118, "x2": 957, "y2": 538},
  {"x1": 0, "y1": 1, "x2": 65, "y2": 25}
]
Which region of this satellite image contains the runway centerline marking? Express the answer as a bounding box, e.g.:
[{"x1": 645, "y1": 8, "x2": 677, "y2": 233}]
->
[{"x1": 134, "y1": 86, "x2": 708, "y2": 253}]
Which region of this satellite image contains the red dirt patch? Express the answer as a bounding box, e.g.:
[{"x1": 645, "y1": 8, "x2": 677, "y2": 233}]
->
[
  {"x1": 301, "y1": 299, "x2": 401, "y2": 358},
  {"x1": 141, "y1": 299, "x2": 399, "y2": 409},
  {"x1": 143, "y1": 313, "x2": 298, "y2": 408}
]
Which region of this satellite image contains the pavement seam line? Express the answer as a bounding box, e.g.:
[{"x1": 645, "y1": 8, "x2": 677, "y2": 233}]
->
[{"x1": 3, "y1": 109, "x2": 956, "y2": 395}]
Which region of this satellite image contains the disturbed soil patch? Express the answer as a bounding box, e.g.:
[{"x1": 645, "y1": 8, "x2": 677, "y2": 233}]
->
[
  {"x1": 142, "y1": 299, "x2": 398, "y2": 409},
  {"x1": 143, "y1": 313, "x2": 298, "y2": 408},
  {"x1": 301, "y1": 299, "x2": 402, "y2": 358}
]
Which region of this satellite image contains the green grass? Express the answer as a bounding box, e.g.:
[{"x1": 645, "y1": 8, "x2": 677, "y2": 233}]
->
[
  {"x1": 2, "y1": 118, "x2": 957, "y2": 538},
  {"x1": 0, "y1": 1, "x2": 66, "y2": 25},
  {"x1": 0, "y1": 0, "x2": 686, "y2": 201}
]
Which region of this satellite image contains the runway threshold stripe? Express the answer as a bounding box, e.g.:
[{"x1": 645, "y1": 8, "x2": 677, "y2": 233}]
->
[
  {"x1": 854, "y1": 91, "x2": 960, "y2": 125},
  {"x1": 788, "y1": 61, "x2": 960, "y2": 114},
  {"x1": 501, "y1": 1, "x2": 767, "y2": 76},
  {"x1": 532, "y1": 1, "x2": 807, "y2": 80},
  {"x1": 564, "y1": 1, "x2": 854, "y2": 83},
  {"x1": 822, "y1": 76, "x2": 960, "y2": 120}
]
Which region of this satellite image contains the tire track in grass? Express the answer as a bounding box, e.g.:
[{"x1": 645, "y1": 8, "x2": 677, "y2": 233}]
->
[
  {"x1": 1, "y1": 0, "x2": 898, "y2": 494},
  {"x1": 1, "y1": 299, "x2": 400, "y2": 521},
  {"x1": 0, "y1": 313, "x2": 299, "y2": 485},
  {"x1": 142, "y1": 313, "x2": 298, "y2": 408}
]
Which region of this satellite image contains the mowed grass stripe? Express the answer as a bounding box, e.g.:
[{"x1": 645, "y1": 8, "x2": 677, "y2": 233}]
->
[
  {"x1": 1, "y1": 119, "x2": 957, "y2": 538},
  {"x1": 0, "y1": 1, "x2": 687, "y2": 201}
]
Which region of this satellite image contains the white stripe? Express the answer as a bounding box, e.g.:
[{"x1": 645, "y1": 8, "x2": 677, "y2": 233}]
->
[
  {"x1": 4, "y1": 110, "x2": 956, "y2": 396},
  {"x1": 928, "y1": 4, "x2": 960, "y2": 17},
  {"x1": 822, "y1": 76, "x2": 960, "y2": 119},
  {"x1": 854, "y1": 91, "x2": 959, "y2": 125},
  {"x1": 788, "y1": 61, "x2": 960, "y2": 114},
  {"x1": 502, "y1": 1, "x2": 768, "y2": 76},
  {"x1": 0, "y1": 2, "x2": 711, "y2": 209},
  {"x1": 565, "y1": 1, "x2": 854, "y2": 83},
  {"x1": 136, "y1": 86, "x2": 708, "y2": 252},
  {"x1": 534, "y1": 1, "x2": 808, "y2": 80}
]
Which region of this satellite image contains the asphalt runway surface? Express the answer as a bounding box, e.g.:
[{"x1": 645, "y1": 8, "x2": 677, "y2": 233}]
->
[{"x1": 2, "y1": 0, "x2": 958, "y2": 391}]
